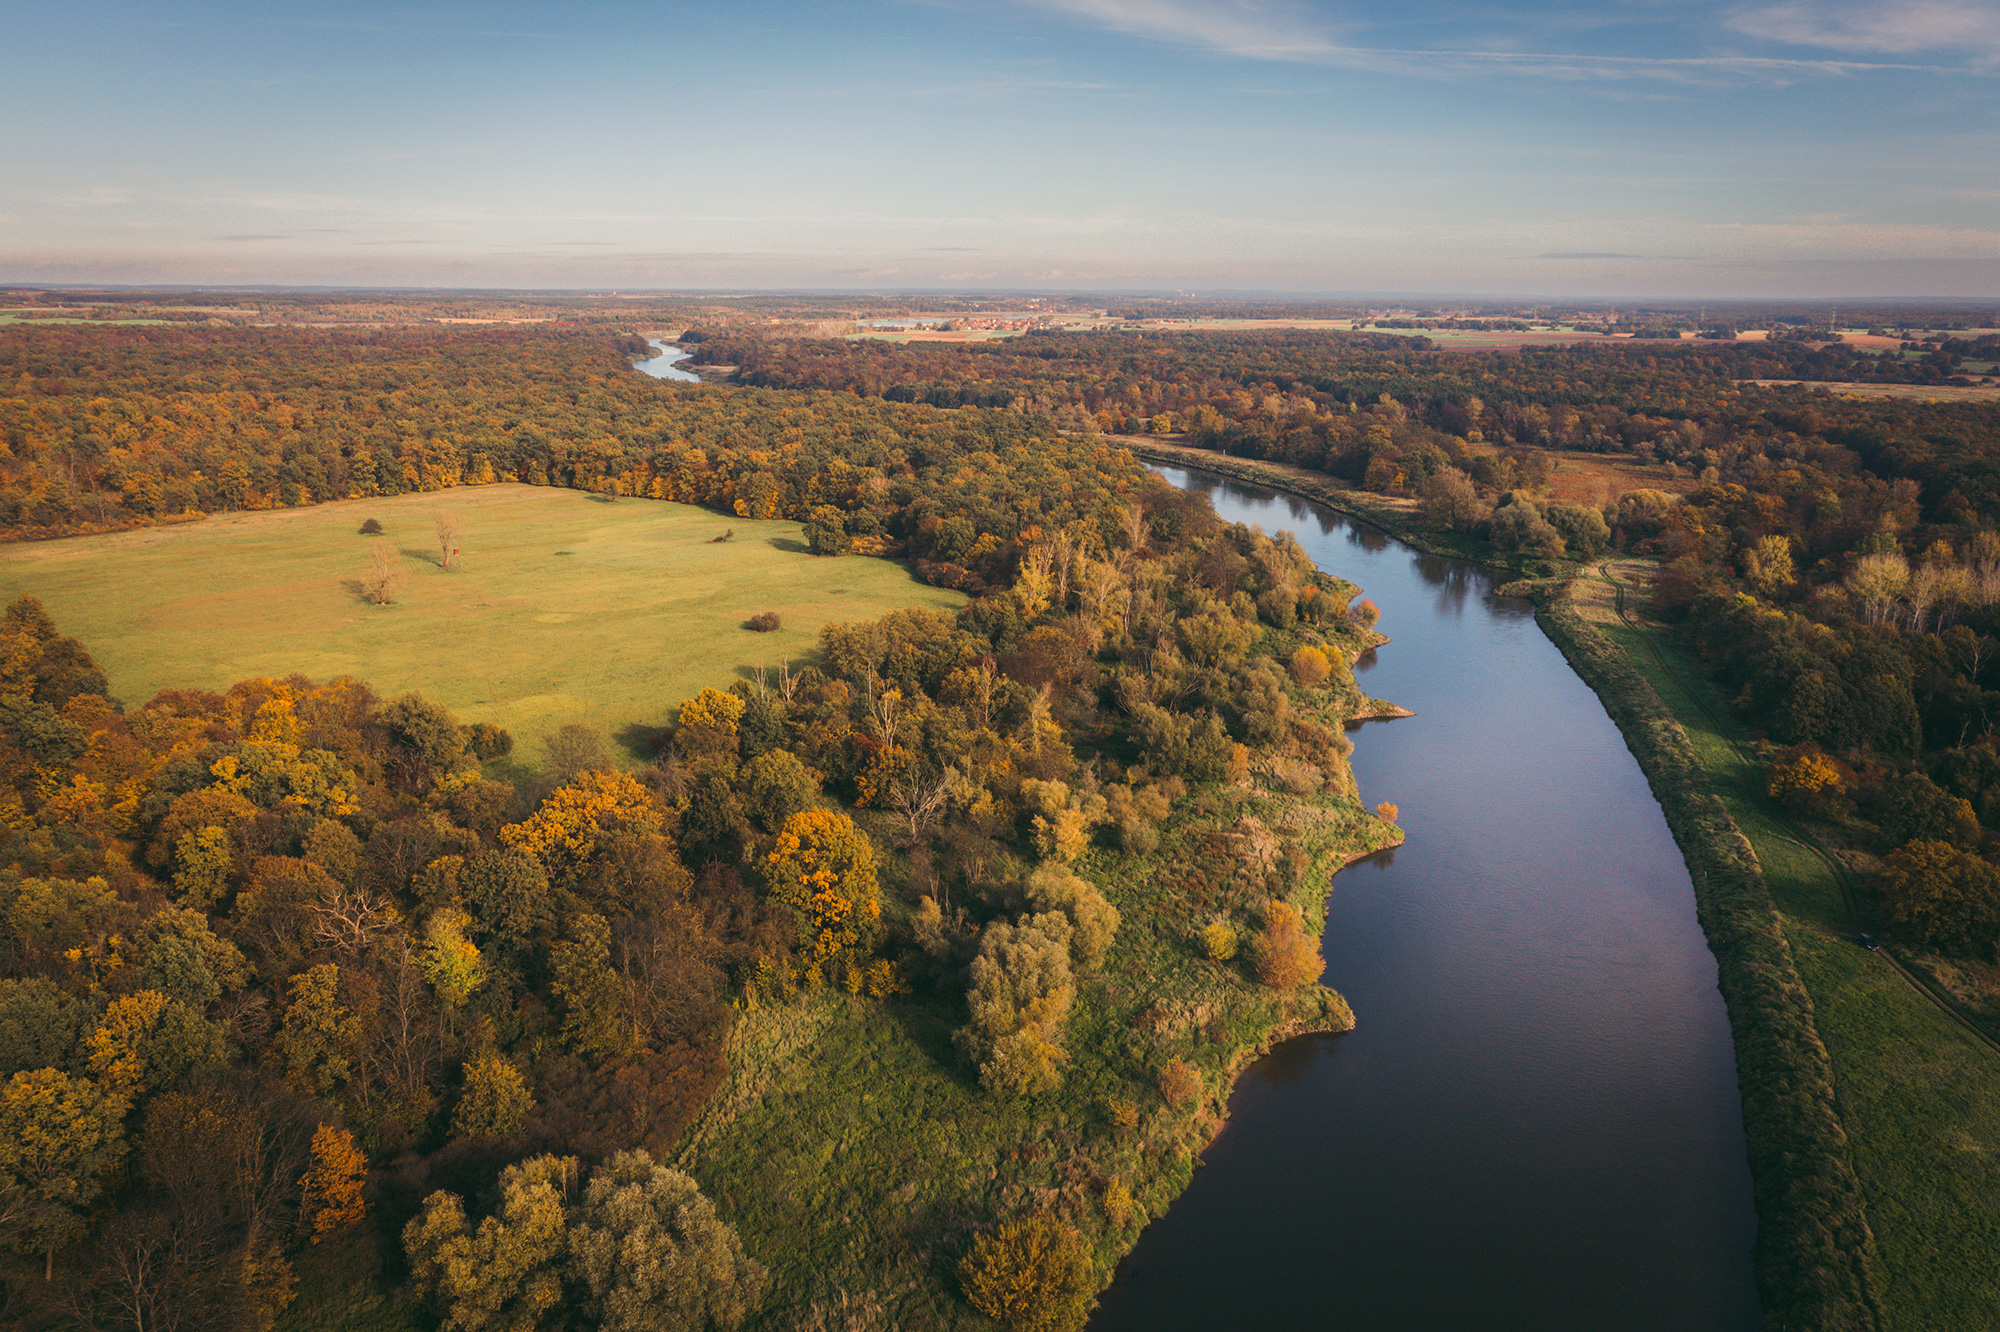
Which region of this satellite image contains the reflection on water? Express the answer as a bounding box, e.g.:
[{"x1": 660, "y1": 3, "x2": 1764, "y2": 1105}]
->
[{"x1": 1090, "y1": 466, "x2": 1760, "y2": 1332}]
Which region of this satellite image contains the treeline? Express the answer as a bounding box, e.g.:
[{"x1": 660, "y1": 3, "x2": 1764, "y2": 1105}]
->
[{"x1": 0, "y1": 326, "x2": 1136, "y2": 557}]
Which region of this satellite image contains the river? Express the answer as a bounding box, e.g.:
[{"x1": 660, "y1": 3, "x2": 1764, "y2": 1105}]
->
[
  {"x1": 634, "y1": 339, "x2": 702, "y2": 382},
  {"x1": 1089, "y1": 468, "x2": 1761, "y2": 1331}
]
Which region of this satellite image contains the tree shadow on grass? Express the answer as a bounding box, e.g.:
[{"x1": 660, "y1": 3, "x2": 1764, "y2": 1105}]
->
[
  {"x1": 888, "y1": 993, "x2": 979, "y2": 1092},
  {"x1": 399, "y1": 545, "x2": 443, "y2": 567},
  {"x1": 614, "y1": 720, "x2": 671, "y2": 763},
  {"x1": 766, "y1": 536, "x2": 812, "y2": 554}
]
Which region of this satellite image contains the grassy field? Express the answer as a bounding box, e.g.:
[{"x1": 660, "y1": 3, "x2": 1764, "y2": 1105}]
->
[
  {"x1": 0, "y1": 483, "x2": 962, "y2": 764},
  {"x1": 1580, "y1": 574, "x2": 2000, "y2": 1332}
]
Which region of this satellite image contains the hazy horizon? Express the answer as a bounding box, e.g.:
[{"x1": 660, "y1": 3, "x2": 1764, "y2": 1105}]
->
[{"x1": 6, "y1": 0, "x2": 1997, "y2": 298}]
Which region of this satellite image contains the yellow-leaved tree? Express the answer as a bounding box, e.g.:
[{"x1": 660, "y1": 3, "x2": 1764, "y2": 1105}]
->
[
  {"x1": 499, "y1": 769, "x2": 663, "y2": 885},
  {"x1": 764, "y1": 809, "x2": 880, "y2": 967}
]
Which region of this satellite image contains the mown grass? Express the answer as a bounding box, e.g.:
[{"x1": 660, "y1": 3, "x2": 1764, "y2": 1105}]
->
[
  {"x1": 676, "y1": 777, "x2": 1394, "y2": 1329},
  {"x1": 0, "y1": 484, "x2": 961, "y2": 764},
  {"x1": 1585, "y1": 596, "x2": 2000, "y2": 1332}
]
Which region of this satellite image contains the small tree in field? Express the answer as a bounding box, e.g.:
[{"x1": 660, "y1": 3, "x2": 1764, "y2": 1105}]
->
[
  {"x1": 361, "y1": 542, "x2": 399, "y2": 605},
  {"x1": 434, "y1": 510, "x2": 460, "y2": 570},
  {"x1": 358, "y1": 518, "x2": 384, "y2": 535}
]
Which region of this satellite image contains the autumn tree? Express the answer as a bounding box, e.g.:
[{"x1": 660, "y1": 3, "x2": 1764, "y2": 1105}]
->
[
  {"x1": 764, "y1": 809, "x2": 881, "y2": 966},
  {"x1": 568, "y1": 1150, "x2": 765, "y2": 1332},
  {"x1": 1252, "y1": 899, "x2": 1323, "y2": 989},
  {"x1": 0, "y1": 1068, "x2": 127, "y2": 1279},
  {"x1": 1877, "y1": 838, "x2": 2000, "y2": 953},
  {"x1": 419, "y1": 907, "x2": 486, "y2": 1011},
  {"x1": 298, "y1": 1123, "x2": 367, "y2": 1242},
  {"x1": 1287, "y1": 645, "x2": 1332, "y2": 688},
  {"x1": 958, "y1": 1215, "x2": 1092, "y2": 1332}
]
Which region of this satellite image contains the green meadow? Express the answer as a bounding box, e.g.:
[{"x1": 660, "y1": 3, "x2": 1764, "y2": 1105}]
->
[{"x1": 0, "y1": 483, "x2": 962, "y2": 762}]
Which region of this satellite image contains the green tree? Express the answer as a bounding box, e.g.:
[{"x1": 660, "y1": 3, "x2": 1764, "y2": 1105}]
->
[
  {"x1": 275, "y1": 964, "x2": 361, "y2": 1094},
  {"x1": 1878, "y1": 838, "x2": 2000, "y2": 953},
  {"x1": 136, "y1": 904, "x2": 250, "y2": 1009},
  {"x1": 0, "y1": 1068, "x2": 127, "y2": 1279},
  {"x1": 1023, "y1": 865, "x2": 1120, "y2": 972},
  {"x1": 0, "y1": 978, "x2": 92, "y2": 1077},
  {"x1": 741, "y1": 749, "x2": 818, "y2": 833},
  {"x1": 453, "y1": 1053, "x2": 533, "y2": 1140},
  {"x1": 172, "y1": 825, "x2": 237, "y2": 909},
  {"x1": 382, "y1": 693, "x2": 469, "y2": 774},
  {"x1": 569, "y1": 1150, "x2": 765, "y2": 1332},
  {"x1": 958, "y1": 914, "x2": 1075, "y2": 1096},
  {"x1": 958, "y1": 1215, "x2": 1092, "y2": 1332},
  {"x1": 404, "y1": 1155, "x2": 575, "y2": 1332},
  {"x1": 549, "y1": 914, "x2": 625, "y2": 1065},
  {"x1": 458, "y1": 847, "x2": 554, "y2": 962}
]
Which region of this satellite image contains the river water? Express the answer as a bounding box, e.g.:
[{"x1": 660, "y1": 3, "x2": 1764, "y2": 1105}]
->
[
  {"x1": 1089, "y1": 468, "x2": 1761, "y2": 1331},
  {"x1": 634, "y1": 339, "x2": 702, "y2": 382}
]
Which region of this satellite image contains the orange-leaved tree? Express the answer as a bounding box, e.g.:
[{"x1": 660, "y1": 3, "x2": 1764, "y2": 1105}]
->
[{"x1": 299, "y1": 1123, "x2": 368, "y2": 1242}]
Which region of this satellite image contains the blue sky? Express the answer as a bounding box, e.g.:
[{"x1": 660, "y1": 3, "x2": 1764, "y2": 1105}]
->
[{"x1": 3, "y1": 0, "x2": 1996, "y2": 296}]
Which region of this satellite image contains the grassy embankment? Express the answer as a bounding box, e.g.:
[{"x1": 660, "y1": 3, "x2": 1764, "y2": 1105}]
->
[
  {"x1": 0, "y1": 483, "x2": 962, "y2": 766},
  {"x1": 672, "y1": 663, "x2": 1402, "y2": 1329},
  {"x1": 1563, "y1": 572, "x2": 2000, "y2": 1332}
]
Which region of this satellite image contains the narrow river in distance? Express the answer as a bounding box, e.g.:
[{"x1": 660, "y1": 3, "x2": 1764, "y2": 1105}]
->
[{"x1": 1088, "y1": 468, "x2": 1761, "y2": 1331}]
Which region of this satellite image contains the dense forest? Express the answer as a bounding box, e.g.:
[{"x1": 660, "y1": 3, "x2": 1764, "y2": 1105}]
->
[
  {"x1": 0, "y1": 319, "x2": 1401, "y2": 1329},
  {"x1": 686, "y1": 325, "x2": 2000, "y2": 972}
]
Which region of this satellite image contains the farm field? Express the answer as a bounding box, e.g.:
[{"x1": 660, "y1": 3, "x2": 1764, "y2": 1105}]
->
[{"x1": 0, "y1": 483, "x2": 962, "y2": 763}]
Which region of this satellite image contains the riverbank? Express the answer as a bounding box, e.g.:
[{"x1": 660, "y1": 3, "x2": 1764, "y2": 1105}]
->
[
  {"x1": 665, "y1": 607, "x2": 1403, "y2": 1328},
  {"x1": 1130, "y1": 445, "x2": 1884, "y2": 1331},
  {"x1": 1579, "y1": 572, "x2": 2000, "y2": 1331}
]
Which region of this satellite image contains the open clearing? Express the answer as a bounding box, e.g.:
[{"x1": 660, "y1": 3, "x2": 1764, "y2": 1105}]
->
[
  {"x1": 0, "y1": 484, "x2": 962, "y2": 762},
  {"x1": 1742, "y1": 378, "x2": 2000, "y2": 402}
]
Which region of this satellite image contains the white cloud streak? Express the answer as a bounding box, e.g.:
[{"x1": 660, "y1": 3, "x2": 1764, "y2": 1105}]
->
[
  {"x1": 1729, "y1": 1, "x2": 2000, "y2": 60},
  {"x1": 1023, "y1": 0, "x2": 1988, "y2": 82}
]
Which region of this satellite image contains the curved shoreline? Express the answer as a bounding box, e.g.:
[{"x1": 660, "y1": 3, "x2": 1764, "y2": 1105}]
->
[{"x1": 1122, "y1": 442, "x2": 1885, "y2": 1332}]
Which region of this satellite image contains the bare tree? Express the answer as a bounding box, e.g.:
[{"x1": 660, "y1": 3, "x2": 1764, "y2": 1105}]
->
[
  {"x1": 434, "y1": 509, "x2": 460, "y2": 570},
  {"x1": 311, "y1": 885, "x2": 397, "y2": 956},
  {"x1": 887, "y1": 766, "x2": 956, "y2": 844},
  {"x1": 361, "y1": 542, "x2": 400, "y2": 604}
]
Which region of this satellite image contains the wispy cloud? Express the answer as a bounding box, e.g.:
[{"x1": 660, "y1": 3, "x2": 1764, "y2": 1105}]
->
[
  {"x1": 1022, "y1": 0, "x2": 1977, "y2": 83},
  {"x1": 1728, "y1": 1, "x2": 2000, "y2": 61}
]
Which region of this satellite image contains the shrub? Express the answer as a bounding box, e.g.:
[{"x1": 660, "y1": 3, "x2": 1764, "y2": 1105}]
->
[
  {"x1": 744, "y1": 611, "x2": 782, "y2": 632},
  {"x1": 710, "y1": 528, "x2": 734, "y2": 543},
  {"x1": 465, "y1": 721, "x2": 514, "y2": 761},
  {"x1": 958, "y1": 1216, "x2": 1092, "y2": 1332},
  {"x1": 1288, "y1": 645, "x2": 1331, "y2": 687},
  {"x1": 1375, "y1": 802, "x2": 1399, "y2": 823},
  {"x1": 1157, "y1": 1057, "x2": 1202, "y2": 1111},
  {"x1": 358, "y1": 518, "x2": 384, "y2": 535},
  {"x1": 1349, "y1": 598, "x2": 1381, "y2": 627},
  {"x1": 1200, "y1": 919, "x2": 1238, "y2": 961}
]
